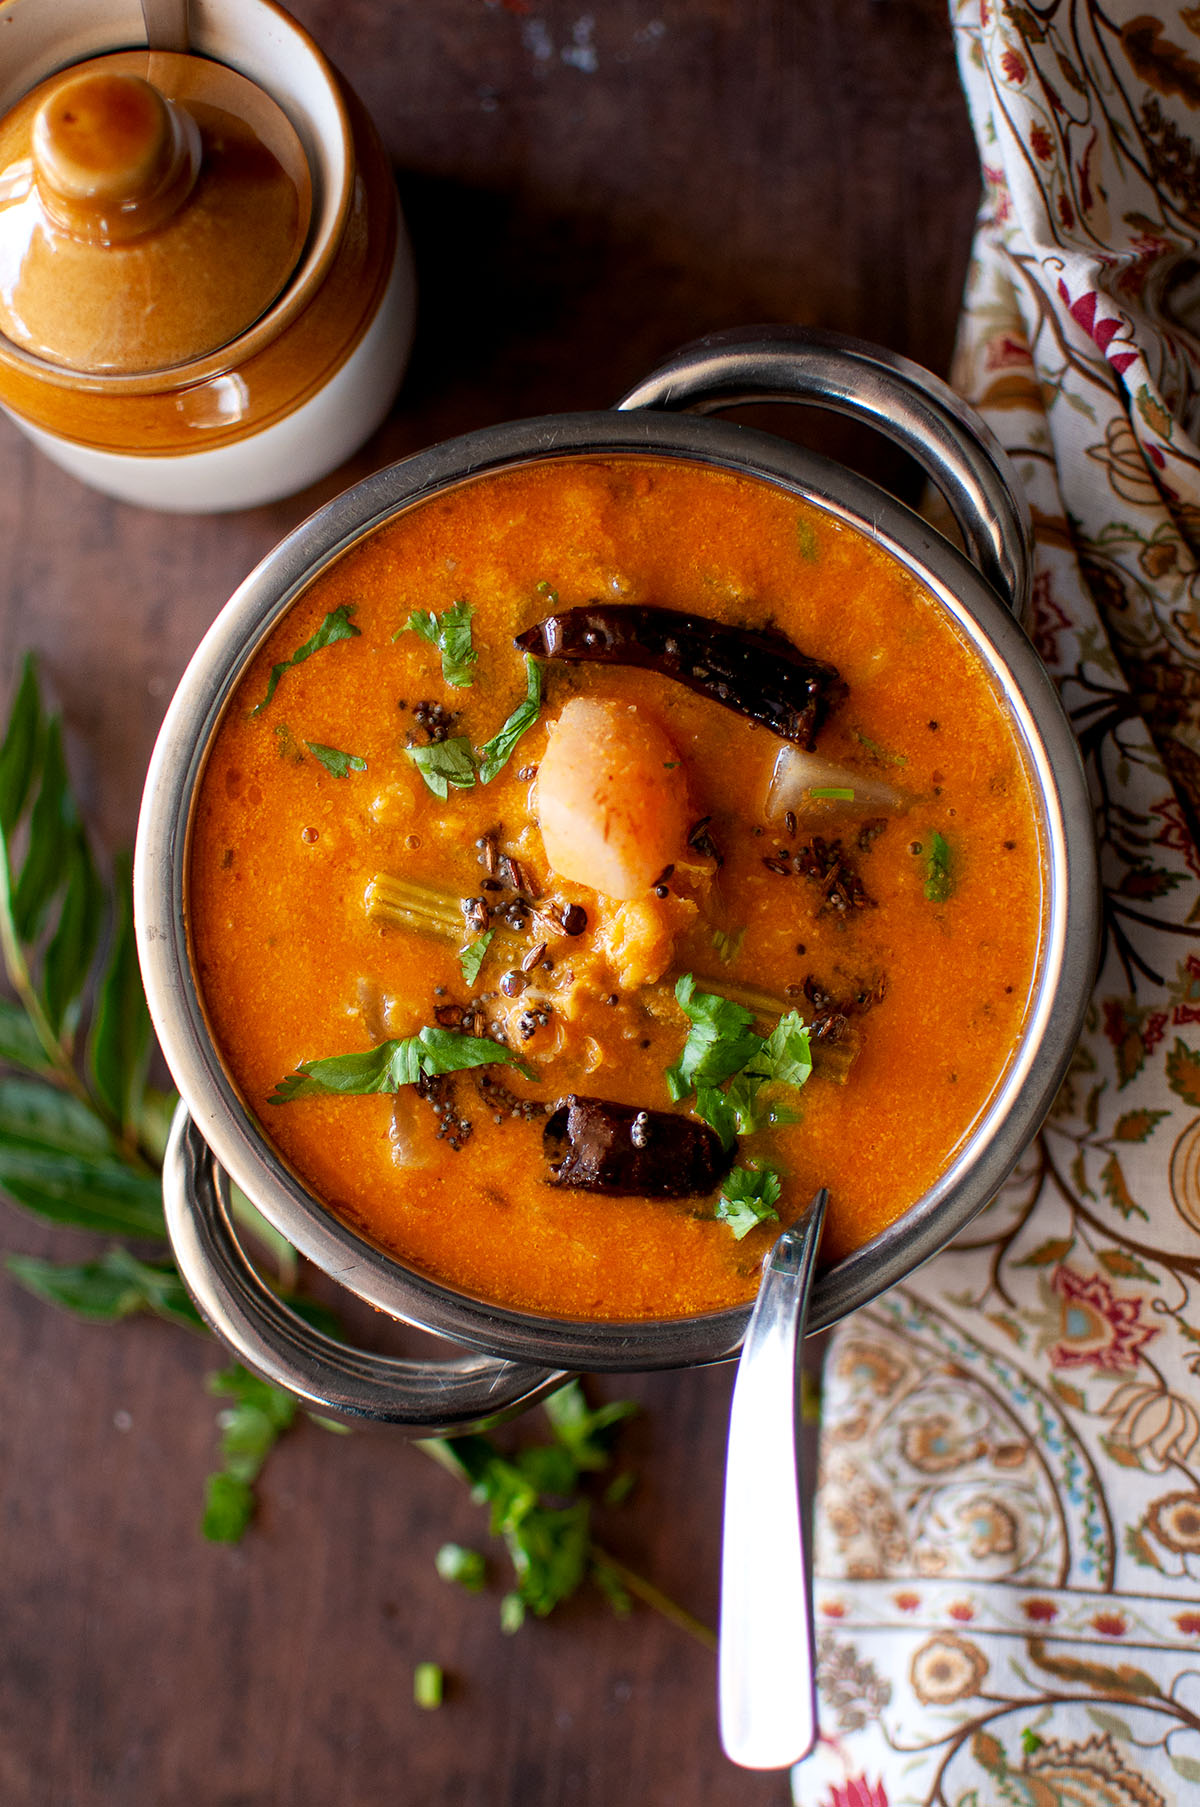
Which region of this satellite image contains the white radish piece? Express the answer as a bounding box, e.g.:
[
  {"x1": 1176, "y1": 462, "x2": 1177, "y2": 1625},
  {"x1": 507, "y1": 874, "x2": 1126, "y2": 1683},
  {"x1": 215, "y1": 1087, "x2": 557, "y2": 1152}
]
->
[
  {"x1": 535, "y1": 697, "x2": 690, "y2": 900},
  {"x1": 764, "y1": 744, "x2": 908, "y2": 820}
]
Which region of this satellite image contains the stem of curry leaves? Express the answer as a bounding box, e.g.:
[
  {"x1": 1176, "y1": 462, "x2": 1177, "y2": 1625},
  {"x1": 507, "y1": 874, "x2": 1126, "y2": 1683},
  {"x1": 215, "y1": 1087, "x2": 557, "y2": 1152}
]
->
[{"x1": 0, "y1": 658, "x2": 713, "y2": 1647}]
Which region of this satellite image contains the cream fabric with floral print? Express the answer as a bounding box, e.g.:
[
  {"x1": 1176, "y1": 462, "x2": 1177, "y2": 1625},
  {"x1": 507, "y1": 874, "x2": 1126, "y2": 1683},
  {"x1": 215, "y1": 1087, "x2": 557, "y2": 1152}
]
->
[{"x1": 797, "y1": 5, "x2": 1200, "y2": 1802}]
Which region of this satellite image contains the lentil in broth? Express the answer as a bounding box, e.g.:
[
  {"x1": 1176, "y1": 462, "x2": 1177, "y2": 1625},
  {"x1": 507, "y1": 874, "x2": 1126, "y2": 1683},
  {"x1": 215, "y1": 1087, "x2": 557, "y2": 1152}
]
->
[{"x1": 188, "y1": 457, "x2": 1044, "y2": 1320}]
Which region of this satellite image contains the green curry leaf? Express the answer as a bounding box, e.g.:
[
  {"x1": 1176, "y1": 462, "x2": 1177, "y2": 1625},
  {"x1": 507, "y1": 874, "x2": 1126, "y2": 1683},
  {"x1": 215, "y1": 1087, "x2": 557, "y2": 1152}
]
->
[
  {"x1": 476, "y1": 655, "x2": 543, "y2": 784},
  {"x1": 458, "y1": 929, "x2": 496, "y2": 986},
  {"x1": 406, "y1": 735, "x2": 478, "y2": 799},
  {"x1": 251, "y1": 605, "x2": 361, "y2": 715},
  {"x1": 305, "y1": 741, "x2": 367, "y2": 779},
  {"x1": 269, "y1": 1025, "x2": 534, "y2": 1103}
]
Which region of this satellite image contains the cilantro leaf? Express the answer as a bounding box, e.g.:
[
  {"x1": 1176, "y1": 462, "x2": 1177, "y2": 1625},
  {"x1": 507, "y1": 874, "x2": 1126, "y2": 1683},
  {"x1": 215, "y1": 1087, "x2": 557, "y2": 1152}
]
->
[
  {"x1": 269, "y1": 1025, "x2": 534, "y2": 1103},
  {"x1": 305, "y1": 741, "x2": 366, "y2": 779},
  {"x1": 436, "y1": 1543, "x2": 487, "y2": 1592},
  {"x1": 924, "y1": 830, "x2": 954, "y2": 902},
  {"x1": 459, "y1": 929, "x2": 495, "y2": 986},
  {"x1": 252, "y1": 605, "x2": 360, "y2": 714},
  {"x1": 202, "y1": 1363, "x2": 298, "y2": 1542},
  {"x1": 398, "y1": 598, "x2": 478, "y2": 688},
  {"x1": 403, "y1": 657, "x2": 544, "y2": 800},
  {"x1": 745, "y1": 1010, "x2": 813, "y2": 1088},
  {"x1": 414, "y1": 1662, "x2": 445, "y2": 1709},
  {"x1": 715, "y1": 1163, "x2": 782, "y2": 1240},
  {"x1": 476, "y1": 655, "x2": 543, "y2": 784},
  {"x1": 405, "y1": 735, "x2": 478, "y2": 799},
  {"x1": 664, "y1": 973, "x2": 762, "y2": 1101},
  {"x1": 543, "y1": 1382, "x2": 638, "y2": 1471}
]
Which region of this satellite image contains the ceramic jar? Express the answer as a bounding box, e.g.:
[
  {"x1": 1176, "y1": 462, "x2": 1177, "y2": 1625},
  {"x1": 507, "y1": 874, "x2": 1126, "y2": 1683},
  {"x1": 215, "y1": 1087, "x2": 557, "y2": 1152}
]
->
[{"x1": 0, "y1": 0, "x2": 415, "y2": 510}]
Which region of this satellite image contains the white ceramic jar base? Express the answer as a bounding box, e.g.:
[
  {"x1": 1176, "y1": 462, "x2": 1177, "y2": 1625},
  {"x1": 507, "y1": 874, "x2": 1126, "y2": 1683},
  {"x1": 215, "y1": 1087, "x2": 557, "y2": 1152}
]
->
[{"x1": 3, "y1": 227, "x2": 416, "y2": 513}]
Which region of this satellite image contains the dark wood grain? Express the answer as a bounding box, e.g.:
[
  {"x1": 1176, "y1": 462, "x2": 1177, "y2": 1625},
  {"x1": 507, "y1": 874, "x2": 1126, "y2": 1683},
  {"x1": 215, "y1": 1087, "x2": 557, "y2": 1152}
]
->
[{"x1": 0, "y1": 4, "x2": 978, "y2": 1802}]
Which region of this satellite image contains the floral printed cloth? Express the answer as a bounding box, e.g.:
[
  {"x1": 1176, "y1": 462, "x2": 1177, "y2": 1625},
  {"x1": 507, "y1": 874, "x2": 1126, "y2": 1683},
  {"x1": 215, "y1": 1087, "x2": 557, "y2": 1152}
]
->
[{"x1": 795, "y1": 5, "x2": 1200, "y2": 1804}]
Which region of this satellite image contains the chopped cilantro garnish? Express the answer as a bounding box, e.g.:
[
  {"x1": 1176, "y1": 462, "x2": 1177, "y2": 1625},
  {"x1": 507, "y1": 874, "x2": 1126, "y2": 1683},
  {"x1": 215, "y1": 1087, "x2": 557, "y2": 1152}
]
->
[
  {"x1": 304, "y1": 741, "x2": 366, "y2": 779},
  {"x1": 397, "y1": 598, "x2": 478, "y2": 688},
  {"x1": 476, "y1": 655, "x2": 543, "y2": 784},
  {"x1": 252, "y1": 605, "x2": 360, "y2": 714},
  {"x1": 421, "y1": 1381, "x2": 638, "y2": 1633},
  {"x1": 716, "y1": 1164, "x2": 782, "y2": 1240},
  {"x1": 924, "y1": 830, "x2": 954, "y2": 902},
  {"x1": 269, "y1": 1026, "x2": 533, "y2": 1103},
  {"x1": 404, "y1": 657, "x2": 544, "y2": 797},
  {"x1": 664, "y1": 973, "x2": 761, "y2": 1101},
  {"x1": 406, "y1": 735, "x2": 478, "y2": 799},
  {"x1": 436, "y1": 1544, "x2": 487, "y2": 1592},
  {"x1": 459, "y1": 929, "x2": 495, "y2": 985},
  {"x1": 666, "y1": 977, "x2": 812, "y2": 1166},
  {"x1": 810, "y1": 786, "x2": 854, "y2": 800},
  {"x1": 746, "y1": 1011, "x2": 813, "y2": 1090}
]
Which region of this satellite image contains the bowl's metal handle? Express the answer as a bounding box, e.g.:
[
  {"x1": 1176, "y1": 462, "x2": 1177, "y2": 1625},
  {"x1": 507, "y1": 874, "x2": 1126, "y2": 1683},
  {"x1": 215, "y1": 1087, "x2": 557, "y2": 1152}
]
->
[
  {"x1": 616, "y1": 325, "x2": 1031, "y2": 620},
  {"x1": 164, "y1": 1108, "x2": 569, "y2": 1432}
]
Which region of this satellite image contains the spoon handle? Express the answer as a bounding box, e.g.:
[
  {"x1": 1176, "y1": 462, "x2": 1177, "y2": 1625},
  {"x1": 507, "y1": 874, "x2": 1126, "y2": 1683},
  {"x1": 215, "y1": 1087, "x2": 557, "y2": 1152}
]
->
[{"x1": 718, "y1": 1187, "x2": 828, "y2": 1771}]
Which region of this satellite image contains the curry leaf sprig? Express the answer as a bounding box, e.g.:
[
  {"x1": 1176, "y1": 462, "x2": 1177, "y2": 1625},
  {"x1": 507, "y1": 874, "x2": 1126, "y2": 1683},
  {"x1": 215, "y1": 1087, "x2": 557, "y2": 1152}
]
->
[
  {"x1": 0, "y1": 660, "x2": 712, "y2": 1648},
  {"x1": 0, "y1": 656, "x2": 330, "y2": 1537}
]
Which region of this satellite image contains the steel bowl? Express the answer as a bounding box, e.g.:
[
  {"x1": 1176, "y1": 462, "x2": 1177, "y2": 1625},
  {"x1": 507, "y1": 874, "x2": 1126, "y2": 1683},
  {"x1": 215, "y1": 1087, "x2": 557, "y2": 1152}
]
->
[{"x1": 134, "y1": 326, "x2": 1098, "y2": 1431}]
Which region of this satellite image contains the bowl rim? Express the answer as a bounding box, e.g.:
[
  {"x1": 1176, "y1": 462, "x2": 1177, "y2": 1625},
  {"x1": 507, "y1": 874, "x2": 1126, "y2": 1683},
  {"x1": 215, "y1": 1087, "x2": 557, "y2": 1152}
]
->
[{"x1": 134, "y1": 408, "x2": 1099, "y2": 1371}]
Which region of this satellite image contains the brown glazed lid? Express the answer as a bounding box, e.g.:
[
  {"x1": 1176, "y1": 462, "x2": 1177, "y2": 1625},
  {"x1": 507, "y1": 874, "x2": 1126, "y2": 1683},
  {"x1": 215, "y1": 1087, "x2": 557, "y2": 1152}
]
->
[{"x1": 0, "y1": 50, "x2": 313, "y2": 375}]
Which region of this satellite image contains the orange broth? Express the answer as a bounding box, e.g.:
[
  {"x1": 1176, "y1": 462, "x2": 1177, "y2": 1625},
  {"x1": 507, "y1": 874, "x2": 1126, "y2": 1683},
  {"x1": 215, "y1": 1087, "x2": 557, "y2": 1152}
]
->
[{"x1": 188, "y1": 456, "x2": 1044, "y2": 1319}]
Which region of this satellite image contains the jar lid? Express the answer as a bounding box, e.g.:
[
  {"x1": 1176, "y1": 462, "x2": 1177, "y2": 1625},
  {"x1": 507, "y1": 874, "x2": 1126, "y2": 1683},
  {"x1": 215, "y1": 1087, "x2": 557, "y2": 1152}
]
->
[{"x1": 0, "y1": 50, "x2": 313, "y2": 375}]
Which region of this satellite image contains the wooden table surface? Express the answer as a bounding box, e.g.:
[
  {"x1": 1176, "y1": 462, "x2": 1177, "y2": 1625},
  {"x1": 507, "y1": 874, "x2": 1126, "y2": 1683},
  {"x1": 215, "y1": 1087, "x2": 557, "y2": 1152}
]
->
[{"x1": 0, "y1": 5, "x2": 979, "y2": 1803}]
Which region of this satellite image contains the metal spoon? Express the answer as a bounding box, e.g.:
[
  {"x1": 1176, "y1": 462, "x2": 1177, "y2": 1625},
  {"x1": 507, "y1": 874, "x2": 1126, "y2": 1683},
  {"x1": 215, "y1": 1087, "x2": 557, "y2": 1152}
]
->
[{"x1": 718, "y1": 1186, "x2": 828, "y2": 1770}]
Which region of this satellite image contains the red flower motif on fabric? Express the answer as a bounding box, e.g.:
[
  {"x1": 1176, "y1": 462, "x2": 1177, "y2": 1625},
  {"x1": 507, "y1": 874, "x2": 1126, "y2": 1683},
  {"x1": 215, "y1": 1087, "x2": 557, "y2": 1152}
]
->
[
  {"x1": 1092, "y1": 1611, "x2": 1128, "y2": 1636},
  {"x1": 1176, "y1": 1613, "x2": 1200, "y2": 1634},
  {"x1": 1031, "y1": 570, "x2": 1072, "y2": 667},
  {"x1": 1023, "y1": 1598, "x2": 1058, "y2": 1622},
  {"x1": 820, "y1": 1600, "x2": 846, "y2": 1618},
  {"x1": 985, "y1": 331, "x2": 1032, "y2": 372},
  {"x1": 1001, "y1": 48, "x2": 1027, "y2": 84},
  {"x1": 893, "y1": 1590, "x2": 921, "y2": 1613},
  {"x1": 1030, "y1": 123, "x2": 1053, "y2": 161},
  {"x1": 1058, "y1": 192, "x2": 1076, "y2": 230},
  {"x1": 1144, "y1": 1011, "x2": 1168, "y2": 1053},
  {"x1": 1050, "y1": 1266, "x2": 1157, "y2": 1371},
  {"x1": 821, "y1": 1779, "x2": 889, "y2": 1807},
  {"x1": 1154, "y1": 796, "x2": 1200, "y2": 880},
  {"x1": 948, "y1": 1601, "x2": 975, "y2": 1622}
]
